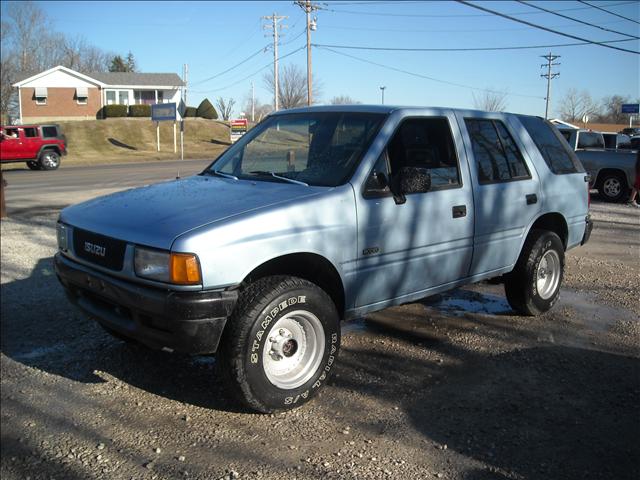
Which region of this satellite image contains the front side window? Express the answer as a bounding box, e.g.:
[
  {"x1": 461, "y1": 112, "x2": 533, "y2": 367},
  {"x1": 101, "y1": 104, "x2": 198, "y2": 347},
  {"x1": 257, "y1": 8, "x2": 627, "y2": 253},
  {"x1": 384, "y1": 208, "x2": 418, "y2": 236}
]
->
[
  {"x1": 3, "y1": 128, "x2": 19, "y2": 139},
  {"x1": 208, "y1": 112, "x2": 386, "y2": 187},
  {"x1": 465, "y1": 118, "x2": 530, "y2": 184}
]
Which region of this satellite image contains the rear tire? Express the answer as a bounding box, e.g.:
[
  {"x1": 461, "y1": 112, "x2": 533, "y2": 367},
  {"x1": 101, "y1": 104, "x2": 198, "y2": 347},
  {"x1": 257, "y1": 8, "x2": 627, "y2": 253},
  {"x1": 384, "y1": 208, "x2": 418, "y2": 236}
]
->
[
  {"x1": 220, "y1": 276, "x2": 340, "y2": 413},
  {"x1": 504, "y1": 230, "x2": 564, "y2": 316},
  {"x1": 39, "y1": 150, "x2": 61, "y2": 170},
  {"x1": 597, "y1": 172, "x2": 627, "y2": 202},
  {"x1": 26, "y1": 160, "x2": 41, "y2": 170}
]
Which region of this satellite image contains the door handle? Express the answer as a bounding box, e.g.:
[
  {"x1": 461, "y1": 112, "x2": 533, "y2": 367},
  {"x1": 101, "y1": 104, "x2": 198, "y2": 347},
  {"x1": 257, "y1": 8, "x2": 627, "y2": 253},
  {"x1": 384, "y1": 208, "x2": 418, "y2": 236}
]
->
[
  {"x1": 452, "y1": 205, "x2": 467, "y2": 218},
  {"x1": 526, "y1": 194, "x2": 538, "y2": 205}
]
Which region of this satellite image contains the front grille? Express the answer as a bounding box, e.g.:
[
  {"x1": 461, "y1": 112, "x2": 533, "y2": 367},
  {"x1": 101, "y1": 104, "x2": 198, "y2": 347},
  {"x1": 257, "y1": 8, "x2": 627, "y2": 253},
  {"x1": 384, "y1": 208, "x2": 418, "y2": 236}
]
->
[{"x1": 73, "y1": 228, "x2": 126, "y2": 271}]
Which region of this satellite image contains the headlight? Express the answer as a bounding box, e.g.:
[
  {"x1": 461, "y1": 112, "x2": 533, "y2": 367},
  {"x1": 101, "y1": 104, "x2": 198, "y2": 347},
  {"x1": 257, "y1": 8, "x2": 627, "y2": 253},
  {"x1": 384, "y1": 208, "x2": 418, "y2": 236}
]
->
[
  {"x1": 134, "y1": 247, "x2": 201, "y2": 285},
  {"x1": 56, "y1": 223, "x2": 68, "y2": 251}
]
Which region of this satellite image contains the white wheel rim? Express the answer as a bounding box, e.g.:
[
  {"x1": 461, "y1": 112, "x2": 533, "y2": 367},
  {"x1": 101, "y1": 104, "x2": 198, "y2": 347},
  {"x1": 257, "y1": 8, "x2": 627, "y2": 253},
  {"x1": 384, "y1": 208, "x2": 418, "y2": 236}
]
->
[
  {"x1": 536, "y1": 250, "x2": 561, "y2": 300},
  {"x1": 262, "y1": 310, "x2": 325, "y2": 390}
]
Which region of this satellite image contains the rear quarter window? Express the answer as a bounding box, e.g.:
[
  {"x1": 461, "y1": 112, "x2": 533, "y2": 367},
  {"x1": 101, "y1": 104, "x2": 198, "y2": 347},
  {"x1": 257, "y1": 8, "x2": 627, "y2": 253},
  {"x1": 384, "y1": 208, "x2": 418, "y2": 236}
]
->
[
  {"x1": 519, "y1": 116, "x2": 584, "y2": 175},
  {"x1": 41, "y1": 126, "x2": 59, "y2": 138}
]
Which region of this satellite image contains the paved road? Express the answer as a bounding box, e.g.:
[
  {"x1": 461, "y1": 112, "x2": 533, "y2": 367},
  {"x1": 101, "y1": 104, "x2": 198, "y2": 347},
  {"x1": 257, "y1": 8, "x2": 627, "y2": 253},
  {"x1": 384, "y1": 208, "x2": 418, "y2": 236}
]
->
[{"x1": 1, "y1": 159, "x2": 212, "y2": 215}]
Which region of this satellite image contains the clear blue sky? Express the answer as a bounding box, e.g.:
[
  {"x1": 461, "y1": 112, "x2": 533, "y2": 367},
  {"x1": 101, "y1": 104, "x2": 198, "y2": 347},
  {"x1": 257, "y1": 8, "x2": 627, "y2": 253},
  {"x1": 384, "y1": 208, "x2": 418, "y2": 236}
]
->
[{"x1": 21, "y1": 1, "x2": 640, "y2": 117}]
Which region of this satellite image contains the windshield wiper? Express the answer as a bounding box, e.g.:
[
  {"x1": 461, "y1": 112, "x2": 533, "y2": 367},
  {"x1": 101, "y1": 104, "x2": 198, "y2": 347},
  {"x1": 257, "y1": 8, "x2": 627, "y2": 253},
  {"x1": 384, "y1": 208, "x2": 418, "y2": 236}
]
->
[
  {"x1": 204, "y1": 169, "x2": 238, "y2": 180},
  {"x1": 249, "y1": 171, "x2": 309, "y2": 186}
]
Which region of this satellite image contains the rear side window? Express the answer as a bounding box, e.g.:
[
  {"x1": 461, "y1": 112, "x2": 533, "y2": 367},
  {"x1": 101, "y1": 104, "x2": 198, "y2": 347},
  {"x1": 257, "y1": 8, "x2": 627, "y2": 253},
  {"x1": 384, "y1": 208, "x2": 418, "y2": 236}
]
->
[
  {"x1": 464, "y1": 118, "x2": 530, "y2": 184},
  {"x1": 519, "y1": 116, "x2": 583, "y2": 174},
  {"x1": 41, "y1": 126, "x2": 58, "y2": 138},
  {"x1": 577, "y1": 132, "x2": 604, "y2": 149},
  {"x1": 24, "y1": 127, "x2": 38, "y2": 138}
]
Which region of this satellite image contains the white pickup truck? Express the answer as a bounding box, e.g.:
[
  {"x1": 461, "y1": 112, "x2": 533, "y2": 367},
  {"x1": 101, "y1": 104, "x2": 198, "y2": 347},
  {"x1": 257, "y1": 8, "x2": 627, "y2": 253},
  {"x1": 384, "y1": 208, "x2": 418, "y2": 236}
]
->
[{"x1": 557, "y1": 128, "x2": 636, "y2": 202}]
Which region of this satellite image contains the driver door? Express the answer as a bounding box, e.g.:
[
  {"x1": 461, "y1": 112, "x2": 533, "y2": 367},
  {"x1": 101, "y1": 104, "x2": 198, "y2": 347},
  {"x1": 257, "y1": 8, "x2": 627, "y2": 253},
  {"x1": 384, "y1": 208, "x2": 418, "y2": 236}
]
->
[{"x1": 353, "y1": 114, "x2": 474, "y2": 308}]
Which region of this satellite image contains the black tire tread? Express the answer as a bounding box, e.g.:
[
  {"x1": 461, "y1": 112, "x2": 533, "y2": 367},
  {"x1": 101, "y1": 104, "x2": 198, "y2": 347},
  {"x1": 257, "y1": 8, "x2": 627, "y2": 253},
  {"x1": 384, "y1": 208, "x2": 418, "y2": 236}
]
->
[
  {"x1": 504, "y1": 229, "x2": 562, "y2": 316},
  {"x1": 219, "y1": 275, "x2": 330, "y2": 413}
]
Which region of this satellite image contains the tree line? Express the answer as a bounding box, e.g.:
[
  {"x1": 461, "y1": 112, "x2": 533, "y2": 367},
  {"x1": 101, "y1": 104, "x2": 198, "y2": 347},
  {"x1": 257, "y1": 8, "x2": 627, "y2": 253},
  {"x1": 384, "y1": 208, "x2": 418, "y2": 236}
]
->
[{"x1": 0, "y1": 1, "x2": 136, "y2": 120}]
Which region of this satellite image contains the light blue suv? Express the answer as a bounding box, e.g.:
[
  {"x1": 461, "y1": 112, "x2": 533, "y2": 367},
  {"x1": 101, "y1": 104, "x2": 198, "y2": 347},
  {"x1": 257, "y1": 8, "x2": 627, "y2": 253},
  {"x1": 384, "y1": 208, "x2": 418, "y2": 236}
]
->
[{"x1": 55, "y1": 106, "x2": 592, "y2": 412}]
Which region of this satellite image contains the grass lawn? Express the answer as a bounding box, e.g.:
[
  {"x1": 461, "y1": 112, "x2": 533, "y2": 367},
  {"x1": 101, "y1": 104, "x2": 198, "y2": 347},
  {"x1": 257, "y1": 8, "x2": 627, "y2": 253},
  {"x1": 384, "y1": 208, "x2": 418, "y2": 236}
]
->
[{"x1": 2, "y1": 118, "x2": 232, "y2": 169}]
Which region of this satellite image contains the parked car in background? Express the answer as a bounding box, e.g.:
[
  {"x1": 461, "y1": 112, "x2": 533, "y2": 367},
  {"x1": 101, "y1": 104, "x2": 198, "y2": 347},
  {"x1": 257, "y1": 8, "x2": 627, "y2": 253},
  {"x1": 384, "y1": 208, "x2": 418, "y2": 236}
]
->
[
  {"x1": 556, "y1": 126, "x2": 636, "y2": 202},
  {"x1": 0, "y1": 124, "x2": 66, "y2": 170},
  {"x1": 55, "y1": 106, "x2": 592, "y2": 412},
  {"x1": 557, "y1": 128, "x2": 605, "y2": 151},
  {"x1": 619, "y1": 127, "x2": 640, "y2": 136},
  {"x1": 602, "y1": 132, "x2": 631, "y2": 151}
]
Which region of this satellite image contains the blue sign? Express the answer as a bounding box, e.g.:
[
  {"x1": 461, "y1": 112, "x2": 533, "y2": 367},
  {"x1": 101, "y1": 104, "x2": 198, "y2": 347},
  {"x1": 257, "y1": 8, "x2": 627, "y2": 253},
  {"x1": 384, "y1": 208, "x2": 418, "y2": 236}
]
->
[
  {"x1": 621, "y1": 104, "x2": 639, "y2": 114},
  {"x1": 151, "y1": 103, "x2": 177, "y2": 121}
]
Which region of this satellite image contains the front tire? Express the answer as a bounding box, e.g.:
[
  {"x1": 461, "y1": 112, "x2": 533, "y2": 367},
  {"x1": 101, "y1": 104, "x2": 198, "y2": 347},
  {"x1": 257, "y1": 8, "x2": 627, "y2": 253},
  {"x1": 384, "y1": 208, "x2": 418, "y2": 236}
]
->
[
  {"x1": 220, "y1": 276, "x2": 340, "y2": 413},
  {"x1": 39, "y1": 150, "x2": 61, "y2": 170},
  {"x1": 26, "y1": 160, "x2": 41, "y2": 170},
  {"x1": 504, "y1": 230, "x2": 564, "y2": 316}
]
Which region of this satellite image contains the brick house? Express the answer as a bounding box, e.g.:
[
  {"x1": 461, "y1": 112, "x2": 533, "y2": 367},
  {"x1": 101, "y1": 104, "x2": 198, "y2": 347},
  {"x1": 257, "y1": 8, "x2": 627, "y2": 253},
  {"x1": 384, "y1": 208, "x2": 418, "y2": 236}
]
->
[{"x1": 12, "y1": 65, "x2": 185, "y2": 123}]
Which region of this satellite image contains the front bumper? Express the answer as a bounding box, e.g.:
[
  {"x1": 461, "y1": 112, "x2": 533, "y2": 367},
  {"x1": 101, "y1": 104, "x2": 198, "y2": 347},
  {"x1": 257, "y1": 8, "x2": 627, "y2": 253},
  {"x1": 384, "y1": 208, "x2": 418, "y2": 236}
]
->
[
  {"x1": 54, "y1": 253, "x2": 238, "y2": 354},
  {"x1": 581, "y1": 214, "x2": 593, "y2": 245}
]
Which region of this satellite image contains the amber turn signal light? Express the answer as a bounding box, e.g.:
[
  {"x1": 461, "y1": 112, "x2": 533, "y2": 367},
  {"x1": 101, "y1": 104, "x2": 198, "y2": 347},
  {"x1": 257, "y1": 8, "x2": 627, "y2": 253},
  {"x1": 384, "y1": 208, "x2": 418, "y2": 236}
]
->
[{"x1": 170, "y1": 253, "x2": 201, "y2": 285}]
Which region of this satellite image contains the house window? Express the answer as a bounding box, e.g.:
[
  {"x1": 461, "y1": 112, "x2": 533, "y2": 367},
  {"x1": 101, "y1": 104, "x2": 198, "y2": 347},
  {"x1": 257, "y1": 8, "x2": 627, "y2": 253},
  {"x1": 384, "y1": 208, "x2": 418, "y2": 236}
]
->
[
  {"x1": 76, "y1": 86, "x2": 88, "y2": 105},
  {"x1": 34, "y1": 87, "x2": 48, "y2": 105},
  {"x1": 105, "y1": 90, "x2": 129, "y2": 105}
]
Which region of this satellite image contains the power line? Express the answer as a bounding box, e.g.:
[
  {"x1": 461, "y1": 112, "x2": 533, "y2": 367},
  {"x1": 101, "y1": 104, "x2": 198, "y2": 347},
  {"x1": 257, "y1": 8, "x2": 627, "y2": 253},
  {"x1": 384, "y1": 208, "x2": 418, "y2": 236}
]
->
[
  {"x1": 191, "y1": 45, "x2": 270, "y2": 86},
  {"x1": 517, "y1": 0, "x2": 639, "y2": 39},
  {"x1": 312, "y1": 38, "x2": 636, "y2": 52},
  {"x1": 319, "y1": 1, "x2": 637, "y2": 18},
  {"x1": 317, "y1": 45, "x2": 544, "y2": 99},
  {"x1": 578, "y1": 0, "x2": 640, "y2": 25},
  {"x1": 190, "y1": 45, "x2": 306, "y2": 95},
  {"x1": 456, "y1": 0, "x2": 640, "y2": 54},
  {"x1": 320, "y1": 18, "x2": 631, "y2": 34}
]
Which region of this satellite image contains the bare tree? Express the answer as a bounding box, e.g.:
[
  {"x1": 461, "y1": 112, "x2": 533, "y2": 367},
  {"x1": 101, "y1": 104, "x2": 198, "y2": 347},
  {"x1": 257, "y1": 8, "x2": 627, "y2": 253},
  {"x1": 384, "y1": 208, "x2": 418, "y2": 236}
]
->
[
  {"x1": 330, "y1": 95, "x2": 360, "y2": 105},
  {"x1": 242, "y1": 89, "x2": 273, "y2": 122},
  {"x1": 472, "y1": 89, "x2": 508, "y2": 112},
  {"x1": 7, "y1": 1, "x2": 50, "y2": 71},
  {"x1": 263, "y1": 64, "x2": 323, "y2": 110},
  {"x1": 598, "y1": 95, "x2": 631, "y2": 124},
  {"x1": 557, "y1": 88, "x2": 598, "y2": 123},
  {"x1": 216, "y1": 97, "x2": 236, "y2": 121}
]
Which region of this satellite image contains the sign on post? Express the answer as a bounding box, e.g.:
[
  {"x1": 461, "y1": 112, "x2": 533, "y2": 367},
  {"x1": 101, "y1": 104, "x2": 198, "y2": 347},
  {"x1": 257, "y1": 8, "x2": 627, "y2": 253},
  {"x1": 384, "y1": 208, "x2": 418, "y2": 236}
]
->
[
  {"x1": 151, "y1": 103, "x2": 178, "y2": 153},
  {"x1": 230, "y1": 119, "x2": 249, "y2": 143},
  {"x1": 621, "y1": 104, "x2": 639, "y2": 128}
]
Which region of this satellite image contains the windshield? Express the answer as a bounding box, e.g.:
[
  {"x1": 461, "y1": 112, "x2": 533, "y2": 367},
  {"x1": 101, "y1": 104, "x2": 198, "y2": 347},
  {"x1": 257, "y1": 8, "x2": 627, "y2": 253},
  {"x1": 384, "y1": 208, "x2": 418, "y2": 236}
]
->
[{"x1": 205, "y1": 111, "x2": 387, "y2": 187}]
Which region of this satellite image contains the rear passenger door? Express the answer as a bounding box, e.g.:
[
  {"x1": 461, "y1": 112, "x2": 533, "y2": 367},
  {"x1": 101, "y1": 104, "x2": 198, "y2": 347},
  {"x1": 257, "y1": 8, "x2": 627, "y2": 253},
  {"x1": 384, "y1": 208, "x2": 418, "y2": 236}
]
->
[
  {"x1": 458, "y1": 114, "x2": 542, "y2": 276},
  {"x1": 21, "y1": 127, "x2": 41, "y2": 159}
]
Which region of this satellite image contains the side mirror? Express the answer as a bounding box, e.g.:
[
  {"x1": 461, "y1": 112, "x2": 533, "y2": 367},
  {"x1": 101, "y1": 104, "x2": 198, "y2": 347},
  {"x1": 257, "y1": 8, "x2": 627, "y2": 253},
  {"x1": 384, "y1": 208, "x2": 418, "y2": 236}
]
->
[{"x1": 399, "y1": 166, "x2": 431, "y2": 194}]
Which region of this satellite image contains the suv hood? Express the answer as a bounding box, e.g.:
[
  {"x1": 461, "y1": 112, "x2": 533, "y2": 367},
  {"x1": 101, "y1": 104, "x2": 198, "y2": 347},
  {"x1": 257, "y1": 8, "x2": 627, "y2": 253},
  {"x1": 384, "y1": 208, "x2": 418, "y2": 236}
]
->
[{"x1": 60, "y1": 175, "x2": 324, "y2": 249}]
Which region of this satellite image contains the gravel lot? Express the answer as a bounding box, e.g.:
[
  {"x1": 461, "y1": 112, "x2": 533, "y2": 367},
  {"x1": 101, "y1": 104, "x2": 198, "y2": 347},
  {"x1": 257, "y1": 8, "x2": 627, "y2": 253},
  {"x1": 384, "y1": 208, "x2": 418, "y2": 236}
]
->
[{"x1": 1, "y1": 191, "x2": 639, "y2": 480}]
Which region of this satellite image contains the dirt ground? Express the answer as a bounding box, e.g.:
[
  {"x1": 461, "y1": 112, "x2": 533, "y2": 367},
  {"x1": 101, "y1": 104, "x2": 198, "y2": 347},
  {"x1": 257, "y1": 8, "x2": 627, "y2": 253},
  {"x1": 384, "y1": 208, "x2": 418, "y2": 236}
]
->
[{"x1": 1, "y1": 195, "x2": 639, "y2": 480}]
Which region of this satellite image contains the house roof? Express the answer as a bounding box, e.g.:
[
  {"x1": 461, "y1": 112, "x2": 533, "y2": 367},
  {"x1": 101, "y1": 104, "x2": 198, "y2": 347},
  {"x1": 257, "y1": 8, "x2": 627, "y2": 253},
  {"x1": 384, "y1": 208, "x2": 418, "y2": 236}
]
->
[
  {"x1": 13, "y1": 66, "x2": 184, "y2": 88},
  {"x1": 86, "y1": 72, "x2": 184, "y2": 87}
]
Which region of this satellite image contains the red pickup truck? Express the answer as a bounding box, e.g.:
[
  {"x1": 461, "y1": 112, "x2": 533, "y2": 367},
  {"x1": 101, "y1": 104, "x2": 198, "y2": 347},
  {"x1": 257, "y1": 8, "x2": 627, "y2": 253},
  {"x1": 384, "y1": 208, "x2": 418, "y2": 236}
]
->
[{"x1": 1, "y1": 124, "x2": 67, "y2": 170}]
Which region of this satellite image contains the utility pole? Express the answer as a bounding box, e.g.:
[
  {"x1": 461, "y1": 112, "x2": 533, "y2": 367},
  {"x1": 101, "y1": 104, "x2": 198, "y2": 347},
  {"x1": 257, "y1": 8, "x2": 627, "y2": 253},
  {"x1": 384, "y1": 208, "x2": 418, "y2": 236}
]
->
[
  {"x1": 181, "y1": 63, "x2": 188, "y2": 161},
  {"x1": 380, "y1": 86, "x2": 386, "y2": 105},
  {"x1": 296, "y1": 1, "x2": 319, "y2": 106},
  {"x1": 263, "y1": 13, "x2": 288, "y2": 111},
  {"x1": 540, "y1": 53, "x2": 560, "y2": 120},
  {"x1": 251, "y1": 80, "x2": 255, "y2": 122}
]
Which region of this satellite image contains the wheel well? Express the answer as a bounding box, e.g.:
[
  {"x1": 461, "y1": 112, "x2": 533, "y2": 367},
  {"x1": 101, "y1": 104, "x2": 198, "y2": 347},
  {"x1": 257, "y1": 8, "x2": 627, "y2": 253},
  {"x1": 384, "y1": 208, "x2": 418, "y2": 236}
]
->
[
  {"x1": 243, "y1": 253, "x2": 346, "y2": 318},
  {"x1": 596, "y1": 168, "x2": 628, "y2": 188},
  {"x1": 39, "y1": 146, "x2": 60, "y2": 156},
  {"x1": 529, "y1": 213, "x2": 568, "y2": 249}
]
